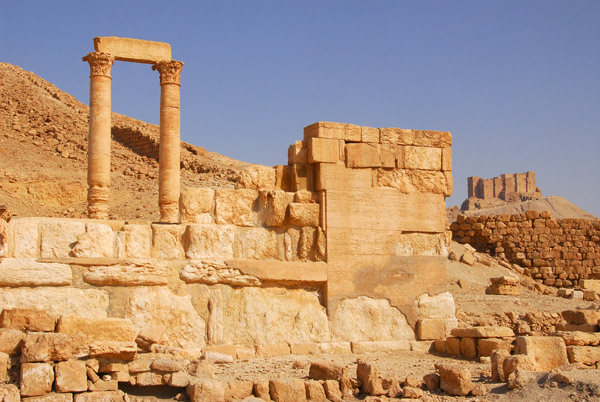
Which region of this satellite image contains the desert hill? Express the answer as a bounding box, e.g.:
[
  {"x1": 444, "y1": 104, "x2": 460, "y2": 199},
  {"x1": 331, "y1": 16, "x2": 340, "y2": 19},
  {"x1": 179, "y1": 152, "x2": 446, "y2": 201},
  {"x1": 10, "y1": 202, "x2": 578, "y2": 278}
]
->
[{"x1": 0, "y1": 62, "x2": 251, "y2": 220}]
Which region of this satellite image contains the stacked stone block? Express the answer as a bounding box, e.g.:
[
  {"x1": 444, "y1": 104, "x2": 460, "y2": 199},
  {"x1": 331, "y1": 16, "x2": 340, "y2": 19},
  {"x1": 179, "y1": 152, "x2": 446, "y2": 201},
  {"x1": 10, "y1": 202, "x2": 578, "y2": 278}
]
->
[
  {"x1": 111, "y1": 124, "x2": 160, "y2": 160},
  {"x1": 451, "y1": 211, "x2": 600, "y2": 288}
]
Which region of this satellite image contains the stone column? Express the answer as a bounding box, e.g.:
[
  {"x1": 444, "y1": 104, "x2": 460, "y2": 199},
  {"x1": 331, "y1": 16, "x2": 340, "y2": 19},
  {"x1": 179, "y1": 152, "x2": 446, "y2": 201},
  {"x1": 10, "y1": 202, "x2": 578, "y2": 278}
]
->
[
  {"x1": 83, "y1": 52, "x2": 115, "y2": 219},
  {"x1": 153, "y1": 60, "x2": 183, "y2": 223}
]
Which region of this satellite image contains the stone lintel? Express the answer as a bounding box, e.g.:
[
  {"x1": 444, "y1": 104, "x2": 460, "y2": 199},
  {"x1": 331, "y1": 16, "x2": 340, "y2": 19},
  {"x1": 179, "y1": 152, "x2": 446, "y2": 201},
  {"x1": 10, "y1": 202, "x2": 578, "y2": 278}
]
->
[
  {"x1": 226, "y1": 260, "x2": 327, "y2": 283},
  {"x1": 94, "y1": 37, "x2": 171, "y2": 64}
]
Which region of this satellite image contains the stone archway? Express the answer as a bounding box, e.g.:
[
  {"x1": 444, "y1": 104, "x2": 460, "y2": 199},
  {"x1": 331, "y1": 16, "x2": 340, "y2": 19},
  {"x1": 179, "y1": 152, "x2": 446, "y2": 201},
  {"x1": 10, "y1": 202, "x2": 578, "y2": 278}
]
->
[{"x1": 83, "y1": 37, "x2": 183, "y2": 223}]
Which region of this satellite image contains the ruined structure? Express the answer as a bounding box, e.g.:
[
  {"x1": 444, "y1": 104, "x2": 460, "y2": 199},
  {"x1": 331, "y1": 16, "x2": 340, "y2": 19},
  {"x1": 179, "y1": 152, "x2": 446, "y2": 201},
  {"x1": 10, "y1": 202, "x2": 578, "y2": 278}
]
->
[
  {"x1": 83, "y1": 37, "x2": 182, "y2": 222},
  {"x1": 461, "y1": 171, "x2": 542, "y2": 211}
]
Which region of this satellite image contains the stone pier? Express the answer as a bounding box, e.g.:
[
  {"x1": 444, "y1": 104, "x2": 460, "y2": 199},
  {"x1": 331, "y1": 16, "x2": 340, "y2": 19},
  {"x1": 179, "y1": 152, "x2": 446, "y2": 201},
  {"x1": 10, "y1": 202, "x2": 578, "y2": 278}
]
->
[{"x1": 83, "y1": 52, "x2": 115, "y2": 219}]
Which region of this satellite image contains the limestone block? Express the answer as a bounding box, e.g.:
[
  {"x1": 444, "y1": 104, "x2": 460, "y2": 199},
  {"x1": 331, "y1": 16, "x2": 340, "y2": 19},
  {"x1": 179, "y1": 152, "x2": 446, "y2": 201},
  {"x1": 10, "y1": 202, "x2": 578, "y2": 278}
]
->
[
  {"x1": 72, "y1": 223, "x2": 114, "y2": 258},
  {"x1": 377, "y1": 169, "x2": 451, "y2": 196},
  {"x1": 451, "y1": 326, "x2": 514, "y2": 338},
  {"x1": 0, "y1": 352, "x2": 7, "y2": 383},
  {"x1": 344, "y1": 123, "x2": 362, "y2": 141},
  {"x1": 0, "y1": 384, "x2": 19, "y2": 402},
  {"x1": 21, "y1": 362, "x2": 54, "y2": 397},
  {"x1": 356, "y1": 360, "x2": 385, "y2": 396},
  {"x1": 0, "y1": 288, "x2": 108, "y2": 319},
  {"x1": 441, "y1": 147, "x2": 452, "y2": 171},
  {"x1": 396, "y1": 233, "x2": 449, "y2": 257},
  {"x1": 330, "y1": 297, "x2": 415, "y2": 342},
  {"x1": 56, "y1": 316, "x2": 137, "y2": 347},
  {"x1": 491, "y1": 349, "x2": 510, "y2": 381},
  {"x1": 224, "y1": 381, "x2": 253, "y2": 401},
  {"x1": 125, "y1": 287, "x2": 206, "y2": 349},
  {"x1": 315, "y1": 342, "x2": 351, "y2": 354},
  {"x1": 290, "y1": 342, "x2": 317, "y2": 355},
  {"x1": 502, "y1": 355, "x2": 535, "y2": 379},
  {"x1": 269, "y1": 379, "x2": 306, "y2": 402},
  {"x1": 381, "y1": 128, "x2": 452, "y2": 147},
  {"x1": 186, "y1": 225, "x2": 234, "y2": 259},
  {"x1": 478, "y1": 338, "x2": 513, "y2": 357},
  {"x1": 554, "y1": 331, "x2": 600, "y2": 346},
  {"x1": 258, "y1": 190, "x2": 293, "y2": 227},
  {"x1": 460, "y1": 337, "x2": 477, "y2": 359},
  {"x1": 39, "y1": 221, "x2": 85, "y2": 258},
  {"x1": 380, "y1": 128, "x2": 414, "y2": 145},
  {"x1": 0, "y1": 308, "x2": 56, "y2": 332},
  {"x1": 304, "y1": 121, "x2": 346, "y2": 140},
  {"x1": 186, "y1": 380, "x2": 225, "y2": 402},
  {"x1": 316, "y1": 163, "x2": 372, "y2": 191},
  {"x1": 180, "y1": 262, "x2": 261, "y2": 287},
  {"x1": 416, "y1": 319, "x2": 446, "y2": 341},
  {"x1": 581, "y1": 279, "x2": 600, "y2": 293},
  {"x1": 567, "y1": 346, "x2": 600, "y2": 365},
  {"x1": 165, "y1": 371, "x2": 190, "y2": 387},
  {"x1": 562, "y1": 310, "x2": 600, "y2": 325},
  {"x1": 288, "y1": 140, "x2": 308, "y2": 165},
  {"x1": 274, "y1": 165, "x2": 294, "y2": 192},
  {"x1": 305, "y1": 381, "x2": 327, "y2": 402},
  {"x1": 444, "y1": 338, "x2": 461, "y2": 356},
  {"x1": 89, "y1": 341, "x2": 137, "y2": 360},
  {"x1": 222, "y1": 287, "x2": 330, "y2": 345},
  {"x1": 214, "y1": 189, "x2": 258, "y2": 227},
  {"x1": 434, "y1": 363, "x2": 473, "y2": 396},
  {"x1": 180, "y1": 188, "x2": 215, "y2": 224},
  {"x1": 10, "y1": 218, "x2": 39, "y2": 257},
  {"x1": 345, "y1": 143, "x2": 381, "y2": 168},
  {"x1": 83, "y1": 261, "x2": 168, "y2": 286},
  {"x1": 0, "y1": 258, "x2": 71, "y2": 287},
  {"x1": 237, "y1": 165, "x2": 276, "y2": 190},
  {"x1": 350, "y1": 340, "x2": 411, "y2": 354},
  {"x1": 515, "y1": 336, "x2": 569, "y2": 371},
  {"x1": 74, "y1": 391, "x2": 123, "y2": 402},
  {"x1": 23, "y1": 395, "x2": 74, "y2": 402},
  {"x1": 291, "y1": 163, "x2": 315, "y2": 192},
  {"x1": 255, "y1": 344, "x2": 290, "y2": 358},
  {"x1": 151, "y1": 224, "x2": 185, "y2": 259},
  {"x1": 361, "y1": 126, "x2": 379, "y2": 143},
  {"x1": 308, "y1": 138, "x2": 339, "y2": 163},
  {"x1": 322, "y1": 380, "x2": 342, "y2": 401},
  {"x1": 0, "y1": 329, "x2": 25, "y2": 356},
  {"x1": 233, "y1": 227, "x2": 278, "y2": 260},
  {"x1": 120, "y1": 224, "x2": 152, "y2": 258},
  {"x1": 22, "y1": 332, "x2": 71, "y2": 362},
  {"x1": 287, "y1": 203, "x2": 319, "y2": 227},
  {"x1": 423, "y1": 373, "x2": 440, "y2": 391},
  {"x1": 133, "y1": 372, "x2": 163, "y2": 386},
  {"x1": 55, "y1": 360, "x2": 87, "y2": 392},
  {"x1": 417, "y1": 292, "x2": 456, "y2": 319},
  {"x1": 93, "y1": 37, "x2": 171, "y2": 64},
  {"x1": 308, "y1": 361, "x2": 348, "y2": 381},
  {"x1": 379, "y1": 147, "x2": 395, "y2": 168}
]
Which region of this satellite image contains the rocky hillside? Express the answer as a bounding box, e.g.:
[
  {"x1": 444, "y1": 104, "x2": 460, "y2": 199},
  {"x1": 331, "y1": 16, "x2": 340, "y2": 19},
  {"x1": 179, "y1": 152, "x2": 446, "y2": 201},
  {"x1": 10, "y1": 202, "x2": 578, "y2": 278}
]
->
[{"x1": 0, "y1": 62, "x2": 251, "y2": 220}]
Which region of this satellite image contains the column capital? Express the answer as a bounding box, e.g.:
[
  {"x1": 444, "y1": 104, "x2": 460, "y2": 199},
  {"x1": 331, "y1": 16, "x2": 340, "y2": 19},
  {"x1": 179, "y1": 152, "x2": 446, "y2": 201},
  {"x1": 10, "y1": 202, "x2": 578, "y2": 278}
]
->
[
  {"x1": 153, "y1": 60, "x2": 184, "y2": 86},
  {"x1": 83, "y1": 52, "x2": 115, "y2": 77}
]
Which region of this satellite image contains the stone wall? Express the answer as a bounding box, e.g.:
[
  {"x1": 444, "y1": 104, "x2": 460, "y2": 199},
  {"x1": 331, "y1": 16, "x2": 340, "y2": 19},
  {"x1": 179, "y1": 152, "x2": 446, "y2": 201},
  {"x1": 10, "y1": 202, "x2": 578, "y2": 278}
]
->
[
  {"x1": 462, "y1": 171, "x2": 542, "y2": 211},
  {"x1": 0, "y1": 121, "x2": 455, "y2": 351},
  {"x1": 112, "y1": 124, "x2": 160, "y2": 160},
  {"x1": 451, "y1": 211, "x2": 600, "y2": 288}
]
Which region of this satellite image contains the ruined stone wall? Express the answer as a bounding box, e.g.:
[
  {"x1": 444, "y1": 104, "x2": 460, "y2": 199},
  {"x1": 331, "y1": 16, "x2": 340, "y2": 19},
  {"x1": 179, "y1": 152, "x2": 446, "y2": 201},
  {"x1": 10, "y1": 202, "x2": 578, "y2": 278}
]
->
[
  {"x1": 451, "y1": 212, "x2": 600, "y2": 288},
  {"x1": 463, "y1": 171, "x2": 541, "y2": 210},
  {"x1": 111, "y1": 124, "x2": 160, "y2": 160}
]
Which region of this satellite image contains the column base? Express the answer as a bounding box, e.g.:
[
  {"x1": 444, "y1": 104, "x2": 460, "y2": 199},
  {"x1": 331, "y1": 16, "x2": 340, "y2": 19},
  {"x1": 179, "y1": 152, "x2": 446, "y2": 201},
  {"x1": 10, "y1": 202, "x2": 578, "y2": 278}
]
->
[{"x1": 87, "y1": 186, "x2": 110, "y2": 220}]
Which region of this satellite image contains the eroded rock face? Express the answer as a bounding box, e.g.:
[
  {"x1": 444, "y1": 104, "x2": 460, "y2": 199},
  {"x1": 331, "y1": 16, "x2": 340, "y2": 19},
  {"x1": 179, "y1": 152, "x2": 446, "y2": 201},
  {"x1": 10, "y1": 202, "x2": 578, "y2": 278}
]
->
[
  {"x1": 125, "y1": 287, "x2": 206, "y2": 349},
  {"x1": 221, "y1": 287, "x2": 330, "y2": 345},
  {"x1": 72, "y1": 223, "x2": 114, "y2": 258},
  {"x1": 180, "y1": 262, "x2": 261, "y2": 287},
  {"x1": 330, "y1": 296, "x2": 415, "y2": 342}
]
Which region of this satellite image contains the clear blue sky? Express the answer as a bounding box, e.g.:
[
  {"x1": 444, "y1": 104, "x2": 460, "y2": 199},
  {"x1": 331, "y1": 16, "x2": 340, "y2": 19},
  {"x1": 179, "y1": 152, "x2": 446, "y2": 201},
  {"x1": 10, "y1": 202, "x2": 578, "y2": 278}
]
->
[{"x1": 2, "y1": 1, "x2": 599, "y2": 216}]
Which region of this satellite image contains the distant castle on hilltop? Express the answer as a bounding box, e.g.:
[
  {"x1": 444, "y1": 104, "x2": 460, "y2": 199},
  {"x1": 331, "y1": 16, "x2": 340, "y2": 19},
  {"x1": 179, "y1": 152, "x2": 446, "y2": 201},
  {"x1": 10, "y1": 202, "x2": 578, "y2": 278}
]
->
[{"x1": 461, "y1": 171, "x2": 542, "y2": 211}]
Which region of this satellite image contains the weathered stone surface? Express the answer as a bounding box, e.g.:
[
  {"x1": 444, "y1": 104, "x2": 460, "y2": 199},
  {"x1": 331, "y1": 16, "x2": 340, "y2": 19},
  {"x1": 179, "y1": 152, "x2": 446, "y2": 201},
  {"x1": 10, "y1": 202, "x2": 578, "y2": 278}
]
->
[
  {"x1": 435, "y1": 363, "x2": 473, "y2": 396},
  {"x1": 567, "y1": 346, "x2": 600, "y2": 365},
  {"x1": 316, "y1": 163, "x2": 372, "y2": 191},
  {"x1": 151, "y1": 224, "x2": 185, "y2": 259},
  {"x1": 115, "y1": 224, "x2": 152, "y2": 259},
  {"x1": 451, "y1": 326, "x2": 514, "y2": 338},
  {"x1": 0, "y1": 352, "x2": 8, "y2": 383},
  {"x1": 330, "y1": 297, "x2": 414, "y2": 342},
  {"x1": 237, "y1": 166, "x2": 276, "y2": 190},
  {"x1": 351, "y1": 340, "x2": 411, "y2": 354},
  {"x1": 478, "y1": 338, "x2": 513, "y2": 357},
  {"x1": 423, "y1": 373, "x2": 440, "y2": 391},
  {"x1": 94, "y1": 36, "x2": 171, "y2": 63},
  {"x1": 22, "y1": 332, "x2": 71, "y2": 362},
  {"x1": 20, "y1": 392, "x2": 72, "y2": 402},
  {"x1": 553, "y1": 331, "x2": 600, "y2": 346},
  {"x1": 507, "y1": 369, "x2": 537, "y2": 390},
  {"x1": 151, "y1": 358, "x2": 183, "y2": 372},
  {"x1": 322, "y1": 380, "x2": 342, "y2": 402},
  {"x1": 356, "y1": 360, "x2": 385, "y2": 396},
  {"x1": 258, "y1": 190, "x2": 293, "y2": 227},
  {"x1": 233, "y1": 227, "x2": 278, "y2": 260},
  {"x1": 395, "y1": 233, "x2": 449, "y2": 257},
  {"x1": 126, "y1": 287, "x2": 206, "y2": 349},
  {"x1": 133, "y1": 372, "x2": 162, "y2": 386},
  {"x1": 55, "y1": 360, "x2": 87, "y2": 392},
  {"x1": 460, "y1": 337, "x2": 477, "y2": 359},
  {"x1": 491, "y1": 349, "x2": 511, "y2": 382},
  {"x1": 186, "y1": 224, "x2": 234, "y2": 259},
  {"x1": 562, "y1": 310, "x2": 600, "y2": 325},
  {"x1": 308, "y1": 138, "x2": 339, "y2": 164},
  {"x1": 345, "y1": 143, "x2": 380, "y2": 168},
  {"x1": 179, "y1": 188, "x2": 215, "y2": 224},
  {"x1": 224, "y1": 381, "x2": 253, "y2": 401},
  {"x1": 72, "y1": 223, "x2": 114, "y2": 258},
  {"x1": 308, "y1": 361, "x2": 348, "y2": 381},
  {"x1": 180, "y1": 262, "x2": 261, "y2": 287},
  {"x1": 416, "y1": 319, "x2": 446, "y2": 341},
  {"x1": 0, "y1": 288, "x2": 108, "y2": 318},
  {"x1": 74, "y1": 391, "x2": 123, "y2": 402},
  {"x1": 0, "y1": 308, "x2": 56, "y2": 332},
  {"x1": 89, "y1": 342, "x2": 136, "y2": 360},
  {"x1": 21, "y1": 362, "x2": 54, "y2": 397},
  {"x1": 416, "y1": 292, "x2": 455, "y2": 319},
  {"x1": 377, "y1": 169, "x2": 451, "y2": 196},
  {"x1": 40, "y1": 221, "x2": 85, "y2": 258},
  {"x1": 288, "y1": 140, "x2": 308, "y2": 165},
  {"x1": 287, "y1": 203, "x2": 319, "y2": 227},
  {"x1": 164, "y1": 371, "x2": 190, "y2": 387},
  {"x1": 403, "y1": 146, "x2": 441, "y2": 170},
  {"x1": 83, "y1": 261, "x2": 168, "y2": 286},
  {"x1": 187, "y1": 380, "x2": 225, "y2": 402},
  {"x1": 255, "y1": 344, "x2": 290, "y2": 358},
  {"x1": 515, "y1": 336, "x2": 569, "y2": 371},
  {"x1": 269, "y1": 379, "x2": 306, "y2": 402},
  {"x1": 214, "y1": 189, "x2": 258, "y2": 227},
  {"x1": 10, "y1": 218, "x2": 40, "y2": 258},
  {"x1": 0, "y1": 258, "x2": 71, "y2": 287},
  {"x1": 315, "y1": 342, "x2": 351, "y2": 354},
  {"x1": 222, "y1": 287, "x2": 330, "y2": 345},
  {"x1": 0, "y1": 329, "x2": 24, "y2": 356},
  {"x1": 56, "y1": 316, "x2": 137, "y2": 347},
  {"x1": 305, "y1": 381, "x2": 327, "y2": 402},
  {"x1": 502, "y1": 355, "x2": 535, "y2": 379}
]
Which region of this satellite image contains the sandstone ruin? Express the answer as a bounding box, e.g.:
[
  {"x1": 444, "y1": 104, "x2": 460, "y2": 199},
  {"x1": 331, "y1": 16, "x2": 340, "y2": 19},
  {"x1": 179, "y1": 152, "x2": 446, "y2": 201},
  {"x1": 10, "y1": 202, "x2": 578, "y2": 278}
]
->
[{"x1": 461, "y1": 171, "x2": 542, "y2": 211}]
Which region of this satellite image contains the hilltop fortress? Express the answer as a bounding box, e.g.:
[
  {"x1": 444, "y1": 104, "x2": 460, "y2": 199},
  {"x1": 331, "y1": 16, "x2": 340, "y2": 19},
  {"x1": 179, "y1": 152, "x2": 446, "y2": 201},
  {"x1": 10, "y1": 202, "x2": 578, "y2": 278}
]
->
[{"x1": 461, "y1": 171, "x2": 542, "y2": 211}]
